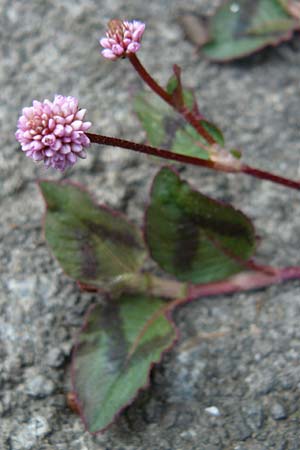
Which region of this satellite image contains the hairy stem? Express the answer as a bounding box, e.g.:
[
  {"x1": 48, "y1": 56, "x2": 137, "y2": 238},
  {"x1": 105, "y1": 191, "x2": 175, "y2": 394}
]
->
[
  {"x1": 87, "y1": 132, "x2": 300, "y2": 191},
  {"x1": 128, "y1": 53, "x2": 216, "y2": 145},
  {"x1": 87, "y1": 132, "x2": 226, "y2": 170}
]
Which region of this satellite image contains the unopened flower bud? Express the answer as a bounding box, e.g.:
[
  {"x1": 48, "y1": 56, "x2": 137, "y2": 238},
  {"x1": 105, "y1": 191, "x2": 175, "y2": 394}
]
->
[{"x1": 100, "y1": 19, "x2": 146, "y2": 61}]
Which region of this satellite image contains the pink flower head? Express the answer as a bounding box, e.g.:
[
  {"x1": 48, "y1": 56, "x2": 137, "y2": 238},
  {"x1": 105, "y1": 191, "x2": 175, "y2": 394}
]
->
[
  {"x1": 100, "y1": 19, "x2": 146, "y2": 61},
  {"x1": 15, "y1": 95, "x2": 92, "y2": 171}
]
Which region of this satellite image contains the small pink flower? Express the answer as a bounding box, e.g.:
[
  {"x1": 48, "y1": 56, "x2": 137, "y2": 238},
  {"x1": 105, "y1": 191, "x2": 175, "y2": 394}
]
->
[
  {"x1": 100, "y1": 19, "x2": 146, "y2": 61},
  {"x1": 16, "y1": 95, "x2": 92, "y2": 171}
]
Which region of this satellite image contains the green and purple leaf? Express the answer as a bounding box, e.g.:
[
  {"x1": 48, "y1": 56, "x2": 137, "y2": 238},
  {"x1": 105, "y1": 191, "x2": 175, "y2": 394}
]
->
[
  {"x1": 200, "y1": 0, "x2": 300, "y2": 61},
  {"x1": 39, "y1": 181, "x2": 146, "y2": 290},
  {"x1": 72, "y1": 294, "x2": 177, "y2": 433},
  {"x1": 133, "y1": 76, "x2": 224, "y2": 161},
  {"x1": 145, "y1": 167, "x2": 257, "y2": 283}
]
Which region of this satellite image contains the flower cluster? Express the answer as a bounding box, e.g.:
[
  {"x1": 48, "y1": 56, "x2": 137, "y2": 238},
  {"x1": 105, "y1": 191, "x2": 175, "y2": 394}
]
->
[
  {"x1": 100, "y1": 19, "x2": 145, "y2": 60},
  {"x1": 15, "y1": 95, "x2": 92, "y2": 171}
]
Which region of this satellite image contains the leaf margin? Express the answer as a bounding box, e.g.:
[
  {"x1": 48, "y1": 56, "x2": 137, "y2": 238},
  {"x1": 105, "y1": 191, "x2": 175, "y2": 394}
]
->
[
  {"x1": 38, "y1": 178, "x2": 147, "y2": 292},
  {"x1": 200, "y1": 0, "x2": 300, "y2": 62},
  {"x1": 70, "y1": 297, "x2": 179, "y2": 434},
  {"x1": 144, "y1": 165, "x2": 258, "y2": 283}
]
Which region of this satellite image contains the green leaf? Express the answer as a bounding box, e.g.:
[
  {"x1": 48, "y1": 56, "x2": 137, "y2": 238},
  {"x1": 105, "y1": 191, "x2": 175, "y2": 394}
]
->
[
  {"x1": 145, "y1": 167, "x2": 256, "y2": 283},
  {"x1": 166, "y1": 70, "x2": 195, "y2": 111},
  {"x1": 171, "y1": 125, "x2": 211, "y2": 159},
  {"x1": 72, "y1": 294, "x2": 177, "y2": 433},
  {"x1": 201, "y1": 0, "x2": 299, "y2": 61},
  {"x1": 134, "y1": 92, "x2": 223, "y2": 160},
  {"x1": 201, "y1": 121, "x2": 225, "y2": 146},
  {"x1": 133, "y1": 93, "x2": 168, "y2": 148},
  {"x1": 39, "y1": 181, "x2": 146, "y2": 289}
]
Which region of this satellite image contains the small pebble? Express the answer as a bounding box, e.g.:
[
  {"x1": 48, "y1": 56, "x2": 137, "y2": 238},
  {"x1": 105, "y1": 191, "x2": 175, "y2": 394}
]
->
[
  {"x1": 25, "y1": 374, "x2": 55, "y2": 398},
  {"x1": 46, "y1": 348, "x2": 65, "y2": 368},
  {"x1": 205, "y1": 406, "x2": 221, "y2": 417},
  {"x1": 242, "y1": 402, "x2": 264, "y2": 431},
  {"x1": 10, "y1": 416, "x2": 51, "y2": 450},
  {"x1": 271, "y1": 402, "x2": 287, "y2": 420}
]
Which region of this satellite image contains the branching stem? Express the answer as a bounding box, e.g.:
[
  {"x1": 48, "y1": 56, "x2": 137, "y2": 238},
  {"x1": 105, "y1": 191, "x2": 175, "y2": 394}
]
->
[
  {"x1": 128, "y1": 53, "x2": 216, "y2": 145},
  {"x1": 126, "y1": 266, "x2": 300, "y2": 362}
]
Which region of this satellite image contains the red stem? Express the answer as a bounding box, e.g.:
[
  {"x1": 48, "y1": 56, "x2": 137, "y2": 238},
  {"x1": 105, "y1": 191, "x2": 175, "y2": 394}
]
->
[
  {"x1": 242, "y1": 164, "x2": 300, "y2": 191},
  {"x1": 125, "y1": 265, "x2": 300, "y2": 364},
  {"x1": 129, "y1": 53, "x2": 173, "y2": 105},
  {"x1": 165, "y1": 266, "x2": 300, "y2": 312},
  {"x1": 87, "y1": 132, "x2": 225, "y2": 171},
  {"x1": 87, "y1": 132, "x2": 300, "y2": 191},
  {"x1": 187, "y1": 267, "x2": 300, "y2": 300},
  {"x1": 128, "y1": 53, "x2": 216, "y2": 145}
]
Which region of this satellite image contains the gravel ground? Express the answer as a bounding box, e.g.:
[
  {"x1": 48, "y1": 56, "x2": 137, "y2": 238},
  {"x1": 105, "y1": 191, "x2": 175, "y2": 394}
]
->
[{"x1": 1, "y1": 1, "x2": 300, "y2": 449}]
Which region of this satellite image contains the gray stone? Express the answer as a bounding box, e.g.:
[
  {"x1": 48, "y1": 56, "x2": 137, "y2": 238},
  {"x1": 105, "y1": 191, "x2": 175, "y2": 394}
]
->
[
  {"x1": 10, "y1": 416, "x2": 51, "y2": 450},
  {"x1": 46, "y1": 348, "x2": 66, "y2": 368},
  {"x1": 228, "y1": 418, "x2": 253, "y2": 441},
  {"x1": 205, "y1": 406, "x2": 221, "y2": 417},
  {"x1": 25, "y1": 374, "x2": 55, "y2": 398},
  {"x1": 242, "y1": 402, "x2": 264, "y2": 431},
  {"x1": 271, "y1": 402, "x2": 288, "y2": 421}
]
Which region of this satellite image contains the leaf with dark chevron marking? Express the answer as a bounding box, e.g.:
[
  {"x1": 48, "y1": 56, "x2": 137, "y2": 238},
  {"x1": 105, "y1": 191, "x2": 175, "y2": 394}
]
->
[
  {"x1": 72, "y1": 294, "x2": 177, "y2": 433},
  {"x1": 145, "y1": 167, "x2": 257, "y2": 283},
  {"x1": 200, "y1": 0, "x2": 300, "y2": 61},
  {"x1": 39, "y1": 181, "x2": 146, "y2": 289}
]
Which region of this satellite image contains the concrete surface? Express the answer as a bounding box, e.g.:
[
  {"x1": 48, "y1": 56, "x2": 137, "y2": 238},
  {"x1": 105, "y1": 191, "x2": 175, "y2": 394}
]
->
[{"x1": 1, "y1": 0, "x2": 300, "y2": 449}]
